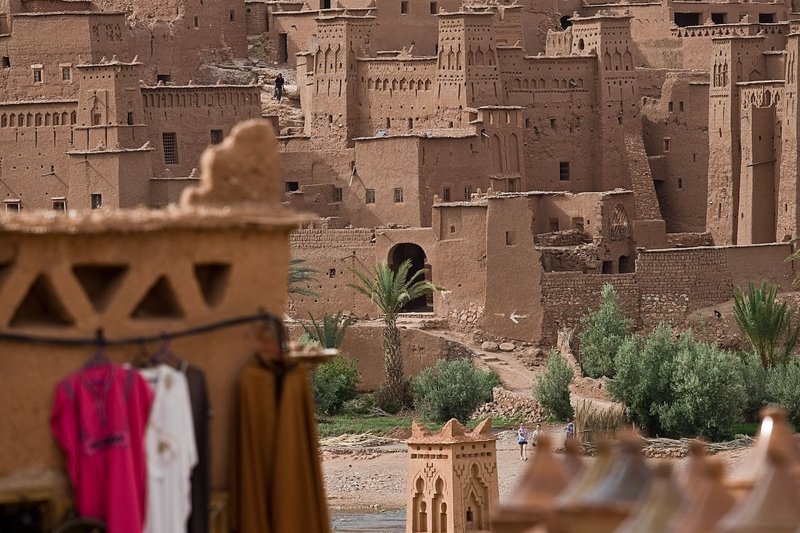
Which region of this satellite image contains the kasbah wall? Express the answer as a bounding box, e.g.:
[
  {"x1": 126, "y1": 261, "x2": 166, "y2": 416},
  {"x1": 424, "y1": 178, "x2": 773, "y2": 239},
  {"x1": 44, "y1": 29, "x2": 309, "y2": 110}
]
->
[{"x1": 258, "y1": 0, "x2": 800, "y2": 348}]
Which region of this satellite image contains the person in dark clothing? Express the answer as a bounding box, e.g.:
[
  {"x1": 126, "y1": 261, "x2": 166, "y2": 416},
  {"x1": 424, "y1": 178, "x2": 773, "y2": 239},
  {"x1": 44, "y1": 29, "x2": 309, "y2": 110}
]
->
[{"x1": 274, "y1": 74, "x2": 285, "y2": 102}]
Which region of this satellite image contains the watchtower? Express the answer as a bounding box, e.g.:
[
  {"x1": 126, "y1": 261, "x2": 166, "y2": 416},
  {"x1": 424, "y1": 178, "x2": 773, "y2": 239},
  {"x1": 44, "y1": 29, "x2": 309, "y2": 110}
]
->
[{"x1": 406, "y1": 418, "x2": 499, "y2": 533}]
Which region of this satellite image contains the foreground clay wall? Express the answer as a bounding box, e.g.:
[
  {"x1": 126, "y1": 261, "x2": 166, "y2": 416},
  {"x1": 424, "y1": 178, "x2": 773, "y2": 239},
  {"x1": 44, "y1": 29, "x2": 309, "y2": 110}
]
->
[{"x1": 0, "y1": 222, "x2": 293, "y2": 491}]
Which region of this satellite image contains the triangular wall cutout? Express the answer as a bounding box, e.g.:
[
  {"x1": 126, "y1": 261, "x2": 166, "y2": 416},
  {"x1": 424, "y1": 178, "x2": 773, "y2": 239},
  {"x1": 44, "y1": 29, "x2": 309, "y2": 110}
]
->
[
  {"x1": 10, "y1": 274, "x2": 74, "y2": 328},
  {"x1": 130, "y1": 275, "x2": 185, "y2": 320},
  {"x1": 72, "y1": 264, "x2": 129, "y2": 312},
  {"x1": 194, "y1": 263, "x2": 231, "y2": 308},
  {"x1": 0, "y1": 261, "x2": 12, "y2": 294}
]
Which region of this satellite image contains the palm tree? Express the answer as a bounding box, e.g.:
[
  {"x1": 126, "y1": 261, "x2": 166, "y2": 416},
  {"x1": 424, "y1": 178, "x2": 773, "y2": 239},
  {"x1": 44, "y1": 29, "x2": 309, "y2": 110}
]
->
[
  {"x1": 349, "y1": 260, "x2": 440, "y2": 411},
  {"x1": 288, "y1": 257, "x2": 319, "y2": 297},
  {"x1": 301, "y1": 311, "x2": 354, "y2": 349},
  {"x1": 733, "y1": 281, "x2": 800, "y2": 369}
]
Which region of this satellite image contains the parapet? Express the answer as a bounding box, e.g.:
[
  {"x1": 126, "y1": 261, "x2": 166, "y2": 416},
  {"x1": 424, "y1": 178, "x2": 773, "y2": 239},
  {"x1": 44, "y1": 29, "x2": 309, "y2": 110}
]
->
[{"x1": 407, "y1": 418, "x2": 495, "y2": 445}]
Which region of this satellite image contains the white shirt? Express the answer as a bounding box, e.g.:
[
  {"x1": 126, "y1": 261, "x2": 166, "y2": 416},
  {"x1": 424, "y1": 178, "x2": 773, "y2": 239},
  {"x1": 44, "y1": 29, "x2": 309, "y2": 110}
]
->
[{"x1": 140, "y1": 365, "x2": 197, "y2": 533}]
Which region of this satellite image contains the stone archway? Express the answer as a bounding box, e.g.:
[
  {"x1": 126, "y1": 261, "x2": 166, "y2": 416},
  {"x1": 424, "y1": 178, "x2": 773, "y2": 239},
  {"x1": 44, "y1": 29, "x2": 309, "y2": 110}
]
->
[{"x1": 389, "y1": 242, "x2": 432, "y2": 312}]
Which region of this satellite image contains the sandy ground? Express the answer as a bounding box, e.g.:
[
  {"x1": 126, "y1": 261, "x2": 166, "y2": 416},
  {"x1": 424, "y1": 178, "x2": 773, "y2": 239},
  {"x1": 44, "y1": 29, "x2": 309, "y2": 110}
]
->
[{"x1": 323, "y1": 426, "x2": 754, "y2": 511}]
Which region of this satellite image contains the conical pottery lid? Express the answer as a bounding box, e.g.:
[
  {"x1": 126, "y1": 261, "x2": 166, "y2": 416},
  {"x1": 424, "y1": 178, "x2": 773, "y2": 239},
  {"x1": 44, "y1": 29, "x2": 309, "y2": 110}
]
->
[
  {"x1": 728, "y1": 406, "x2": 800, "y2": 491},
  {"x1": 719, "y1": 448, "x2": 800, "y2": 533},
  {"x1": 564, "y1": 437, "x2": 586, "y2": 478},
  {"x1": 579, "y1": 433, "x2": 653, "y2": 510},
  {"x1": 668, "y1": 458, "x2": 735, "y2": 533},
  {"x1": 556, "y1": 439, "x2": 614, "y2": 509},
  {"x1": 506, "y1": 435, "x2": 570, "y2": 510},
  {"x1": 678, "y1": 439, "x2": 707, "y2": 496},
  {"x1": 615, "y1": 461, "x2": 683, "y2": 533}
]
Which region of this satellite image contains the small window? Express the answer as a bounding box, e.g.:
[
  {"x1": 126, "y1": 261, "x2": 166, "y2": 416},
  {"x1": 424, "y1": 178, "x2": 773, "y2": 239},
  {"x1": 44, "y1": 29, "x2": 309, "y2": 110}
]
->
[
  {"x1": 210, "y1": 129, "x2": 224, "y2": 144},
  {"x1": 1, "y1": 57, "x2": 9, "y2": 69},
  {"x1": 559, "y1": 161, "x2": 570, "y2": 181},
  {"x1": 401, "y1": 1, "x2": 408, "y2": 13},
  {"x1": 549, "y1": 218, "x2": 560, "y2": 231},
  {"x1": 668, "y1": 101, "x2": 673, "y2": 112},
  {"x1": 450, "y1": 225, "x2": 456, "y2": 233},
  {"x1": 759, "y1": 13, "x2": 775, "y2": 23},
  {"x1": 679, "y1": 101, "x2": 684, "y2": 112},
  {"x1": 127, "y1": 112, "x2": 134, "y2": 125},
  {"x1": 194, "y1": 16, "x2": 199, "y2": 28},
  {"x1": 711, "y1": 13, "x2": 726, "y2": 24},
  {"x1": 162, "y1": 132, "x2": 178, "y2": 164},
  {"x1": 33, "y1": 69, "x2": 42, "y2": 83},
  {"x1": 229, "y1": 9, "x2": 235, "y2": 22},
  {"x1": 61, "y1": 67, "x2": 71, "y2": 81},
  {"x1": 678, "y1": 178, "x2": 683, "y2": 189},
  {"x1": 550, "y1": 118, "x2": 556, "y2": 128},
  {"x1": 52, "y1": 199, "x2": 66, "y2": 212},
  {"x1": 663, "y1": 138, "x2": 671, "y2": 152},
  {"x1": 4, "y1": 200, "x2": 20, "y2": 213},
  {"x1": 430, "y1": 1, "x2": 438, "y2": 14},
  {"x1": 90, "y1": 193, "x2": 102, "y2": 210},
  {"x1": 464, "y1": 186, "x2": 473, "y2": 200},
  {"x1": 334, "y1": 187, "x2": 343, "y2": 202},
  {"x1": 285, "y1": 181, "x2": 300, "y2": 192},
  {"x1": 156, "y1": 74, "x2": 172, "y2": 84},
  {"x1": 328, "y1": 268, "x2": 336, "y2": 278},
  {"x1": 443, "y1": 188, "x2": 451, "y2": 202},
  {"x1": 366, "y1": 189, "x2": 376, "y2": 204},
  {"x1": 92, "y1": 113, "x2": 102, "y2": 126},
  {"x1": 505, "y1": 231, "x2": 516, "y2": 246},
  {"x1": 394, "y1": 188, "x2": 404, "y2": 203}
]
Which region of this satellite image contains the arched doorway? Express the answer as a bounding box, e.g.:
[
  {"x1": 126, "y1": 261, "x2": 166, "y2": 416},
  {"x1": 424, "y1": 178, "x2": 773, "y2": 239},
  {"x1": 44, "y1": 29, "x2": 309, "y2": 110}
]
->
[{"x1": 389, "y1": 243, "x2": 433, "y2": 312}]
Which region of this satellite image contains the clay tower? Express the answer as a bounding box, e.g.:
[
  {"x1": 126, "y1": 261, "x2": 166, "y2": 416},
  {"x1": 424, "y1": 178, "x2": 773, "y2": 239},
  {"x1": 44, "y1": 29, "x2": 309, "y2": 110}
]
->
[{"x1": 406, "y1": 418, "x2": 499, "y2": 533}]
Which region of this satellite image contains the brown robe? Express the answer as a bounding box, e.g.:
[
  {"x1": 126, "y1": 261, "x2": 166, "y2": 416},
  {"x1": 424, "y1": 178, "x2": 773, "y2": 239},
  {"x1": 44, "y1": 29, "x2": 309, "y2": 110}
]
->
[{"x1": 229, "y1": 361, "x2": 278, "y2": 533}]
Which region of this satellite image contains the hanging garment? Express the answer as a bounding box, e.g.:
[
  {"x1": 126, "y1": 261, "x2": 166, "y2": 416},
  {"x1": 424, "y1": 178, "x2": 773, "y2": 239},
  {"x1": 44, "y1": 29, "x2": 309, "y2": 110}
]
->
[
  {"x1": 271, "y1": 365, "x2": 331, "y2": 533},
  {"x1": 229, "y1": 361, "x2": 278, "y2": 533},
  {"x1": 139, "y1": 364, "x2": 197, "y2": 533},
  {"x1": 50, "y1": 364, "x2": 153, "y2": 533},
  {"x1": 182, "y1": 363, "x2": 212, "y2": 533}
]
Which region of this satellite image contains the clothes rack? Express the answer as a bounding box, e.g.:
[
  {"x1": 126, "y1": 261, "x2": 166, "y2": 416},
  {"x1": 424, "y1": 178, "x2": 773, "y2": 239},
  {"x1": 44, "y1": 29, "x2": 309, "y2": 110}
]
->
[{"x1": 0, "y1": 311, "x2": 284, "y2": 347}]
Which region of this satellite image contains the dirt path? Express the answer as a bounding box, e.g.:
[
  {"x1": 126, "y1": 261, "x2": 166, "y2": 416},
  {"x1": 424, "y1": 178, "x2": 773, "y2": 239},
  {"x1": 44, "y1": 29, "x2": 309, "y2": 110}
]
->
[{"x1": 323, "y1": 428, "x2": 753, "y2": 511}]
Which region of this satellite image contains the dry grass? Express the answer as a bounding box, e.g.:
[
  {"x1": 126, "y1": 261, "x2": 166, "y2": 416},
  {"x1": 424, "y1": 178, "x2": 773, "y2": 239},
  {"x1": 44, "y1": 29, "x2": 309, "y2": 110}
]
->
[{"x1": 575, "y1": 399, "x2": 628, "y2": 443}]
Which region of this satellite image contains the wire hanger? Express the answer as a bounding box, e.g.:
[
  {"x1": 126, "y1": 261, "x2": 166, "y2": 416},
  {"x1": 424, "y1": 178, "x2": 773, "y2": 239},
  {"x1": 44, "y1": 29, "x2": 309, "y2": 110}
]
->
[
  {"x1": 150, "y1": 332, "x2": 183, "y2": 369},
  {"x1": 82, "y1": 328, "x2": 111, "y2": 369}
]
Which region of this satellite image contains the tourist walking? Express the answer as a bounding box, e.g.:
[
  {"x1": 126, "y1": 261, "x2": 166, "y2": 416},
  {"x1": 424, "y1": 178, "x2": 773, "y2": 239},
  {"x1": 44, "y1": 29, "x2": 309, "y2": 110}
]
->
[
  {"x1": 517, "y1": 423, "x2": 529, "y2": 460},
  {"x1": 274, "y1": 74, "x2": 285, "y2": 102},
  {"x1": 531, "y1": 423, "x2": 543, "y2": 447},
  {"x1": 565, "y1": 419, "x2": 575, "y2": 441}
]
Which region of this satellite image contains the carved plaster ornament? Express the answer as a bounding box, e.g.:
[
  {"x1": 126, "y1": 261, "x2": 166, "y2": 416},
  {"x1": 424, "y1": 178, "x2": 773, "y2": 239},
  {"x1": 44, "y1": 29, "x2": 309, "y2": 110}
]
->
[
  {"x1": 615, "y1": 462, "x2": 683, "y2": 533},
  {"x1": 180, "y1": 119, "x2": 281, "y2": 208},
  {"x1": 667, "y1": 459, "x2": 735, "y2": 533}
]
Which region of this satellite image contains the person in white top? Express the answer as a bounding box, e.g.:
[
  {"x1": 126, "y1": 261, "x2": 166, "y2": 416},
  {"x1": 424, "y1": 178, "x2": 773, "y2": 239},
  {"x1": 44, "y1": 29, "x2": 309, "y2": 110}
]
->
[
  {"x1": 531, "y1": 423, "x2": 543, "y2": 447},
  {"x1": 140, "y1": 364, "x2": 197, "y2": 533},
  {"x1": 517, "y1": 424, "x2": 529, "y2": 461}
]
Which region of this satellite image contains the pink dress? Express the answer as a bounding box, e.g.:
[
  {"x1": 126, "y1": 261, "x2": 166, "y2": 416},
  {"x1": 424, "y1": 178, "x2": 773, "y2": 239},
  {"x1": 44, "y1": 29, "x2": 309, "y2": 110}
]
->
[{"x1": 51, "y1": 364, "x2": 153, "y2": 533}]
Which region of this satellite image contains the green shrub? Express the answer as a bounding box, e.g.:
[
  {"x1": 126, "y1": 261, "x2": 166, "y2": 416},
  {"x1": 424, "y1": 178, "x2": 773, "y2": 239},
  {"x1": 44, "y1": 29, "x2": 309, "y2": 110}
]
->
[
  {"x1": 412, "y1": 359, "x2": 499, "y2": 424},
  {"x1": 737, "y1": 351, "x2": 768, "y2": 419},
  {"x1": 533, "y1": 351, "x2": 575, "y2": 421},
  {"x1": 610, "y1": 326, "x2": 747, "y2": 440},
  {"x1": 312, "y1": 356, "x2": 361, "y2": 415},
  {"x1": 608, "y1": 326, "x2": 677, "y2": 435},
  {"x1": 767, "y1": 358, "x2": 800, "y2": 429},
  {"x1": 578, "y1": 284, "x2": 631, "y2": 378},
  {"x1": 657, "y1": 336, "x2": 746, "y2": 441}
]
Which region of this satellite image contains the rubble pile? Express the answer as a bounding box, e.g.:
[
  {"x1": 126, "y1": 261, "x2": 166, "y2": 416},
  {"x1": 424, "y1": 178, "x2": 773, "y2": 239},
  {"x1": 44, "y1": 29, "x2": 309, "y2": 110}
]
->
[{"x1": 472, "y1": 387, "x2": 547, "y2": 423}]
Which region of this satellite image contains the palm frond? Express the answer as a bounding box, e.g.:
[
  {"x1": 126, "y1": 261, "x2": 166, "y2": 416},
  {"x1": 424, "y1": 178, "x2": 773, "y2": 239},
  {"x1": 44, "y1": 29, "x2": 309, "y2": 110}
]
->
[
  {"x1": 288, "y1": 256, "x2": 320, "y2": 297},
  {"x1": 348, "y1": 259, "x2": 443, "y2": 321}
]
